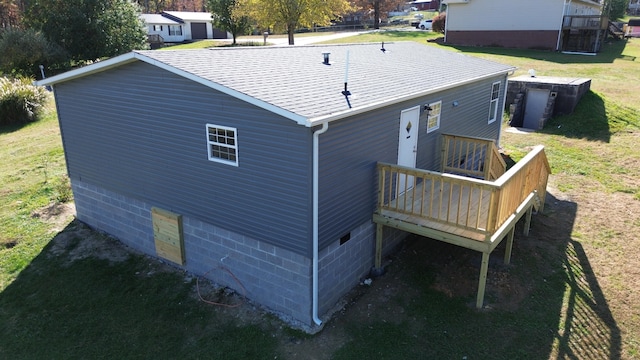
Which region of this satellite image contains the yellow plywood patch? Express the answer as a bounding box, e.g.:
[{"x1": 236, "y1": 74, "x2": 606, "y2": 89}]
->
[{"x1": 151, "y1": 207, "x2": 185, "y2": 265}]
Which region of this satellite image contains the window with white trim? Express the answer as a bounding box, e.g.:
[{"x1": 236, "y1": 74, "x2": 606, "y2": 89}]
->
[
  {"x1": 488, "y1": 81, "x2": 500, "y2": 124},
  {"x1": 206, "y1": 124, "x2": 238, "y2": 166},
  {"x1": 153, "y1": 25, "x2": 163, "y2": 31},
  {"x1": 169, "y1": 25, "x2": 182, "y2": 36},
  {"x1": 426, "y1": 101, "x2": 441, "y2": 133}
]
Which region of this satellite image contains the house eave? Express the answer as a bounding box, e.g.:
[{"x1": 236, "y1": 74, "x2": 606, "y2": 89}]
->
[
  {"x1": 308, "y1": 67, "x2": 516, "y2": 126},
  {"x1": 35, "y1": 52, "x2": 310, "y2": 127},
  {"x1": 35, "y1": 50, "x2": 515, "y2": 129},
  {"x1": 35, "y1": 52, "x2": 139, "y2": 87},
  {"x1": 132, "y1": 53, "x2": 310, "y2": 127}
]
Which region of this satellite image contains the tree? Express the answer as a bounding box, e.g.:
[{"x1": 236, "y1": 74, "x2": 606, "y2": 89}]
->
[
  {"x1": 135, "y1": 0, "x2": 206, "y2": 12},
  {"x1": 248, "y1": 0, "x2": 351, "y2": 45},
  {"x1": 352, "y1": 0, "x2": 404, "y2": 29},
  {"x1": 603, "y1": 0, "x2": 630, "y2": 20},
  {"x1": 0, "y1": 28, "x2": 67, "y2": 77},
  {"x1": 431, "y1": 12, "x2": 445, "y2": 34},
  {"x1": 23, "y1": 0, "x2": 148, "y2": 62},
  {"x1": 206, "y1": 0, "x2": 251, "y2": 45},
  {"x1": 0, "y1": 0, "x2": 20, "y2": 29}
]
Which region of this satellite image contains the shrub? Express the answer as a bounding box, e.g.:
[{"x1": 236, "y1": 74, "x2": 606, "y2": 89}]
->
[
  {"x1": 0, "y1": 28, "x2": 68, "y2": 78},
  {"x1": 432, "y1": 12, "x2": 446, "y2": 34},
  {"x1": 52, "y1": 174, "x2": 73, "y2": 203},
  {"x1": 0, "y1": 76, "x2": 48, "y2": 126}
]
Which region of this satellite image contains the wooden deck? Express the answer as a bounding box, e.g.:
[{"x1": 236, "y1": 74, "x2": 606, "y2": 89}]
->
[
  {"x1": 378, "y1": 175, "x2": 493, "y2": 242},
  {"x1": 373, "y1": 135, "x2": 551, "y2": 308}
]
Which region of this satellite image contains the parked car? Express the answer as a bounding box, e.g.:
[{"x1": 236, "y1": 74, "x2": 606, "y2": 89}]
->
[{"x1": 418, "y1": 19, "x2": 433, "y2": 30}]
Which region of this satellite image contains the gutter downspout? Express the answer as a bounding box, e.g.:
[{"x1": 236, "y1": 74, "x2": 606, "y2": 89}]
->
[
  {"x1": 312, "y1": 121, "x2": 329, "y2": 326},
  {"x1": 557, "y1": 0, "x2": 571, "y2": 51}
]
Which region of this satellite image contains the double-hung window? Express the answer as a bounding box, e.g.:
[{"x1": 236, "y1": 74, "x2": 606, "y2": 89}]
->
[
  {"x1": 169, "y1": 25, "x2": 182, "y2": 36},
  {"x1": 426, "y1": 101, "x2": 442, "y2": 133},
  {"x1": 206, "y1": 124, "x2": 238, "y2": 166},
  {"x1": 488, "y1": 82, "x2": 500, "y2": 124}
]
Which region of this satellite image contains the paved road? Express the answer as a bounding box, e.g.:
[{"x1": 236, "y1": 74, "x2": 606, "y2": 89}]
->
[
  {"x1": 227, "y1": 27, "x2": 423, "y2": 46},
  {"x1": 265, "y1": 31, "x2": 367, "y2": 46}
]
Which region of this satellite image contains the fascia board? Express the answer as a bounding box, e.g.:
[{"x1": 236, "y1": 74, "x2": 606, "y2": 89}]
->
[
  {"x1": 308, "y1": 67, "x2": 516, "y2": 126},
  {"x1": 132, "y1": 53, "x2": 309, "y2": 126},
  {"x1": 35, "y1": 52, "x2": 310, "y2": 127},
  {"x1": 34, "y1": 52, "x2": 138, "y2": 87}
]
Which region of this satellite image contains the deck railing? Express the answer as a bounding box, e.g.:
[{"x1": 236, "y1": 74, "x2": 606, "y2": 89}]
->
[
  {"x1": 377, "y1": 145, "x2": 550, "y2": 238},
  {"x1": 489, "y1": 145, "x2": 551, "y2": 231},
  {"x1": 562, "y1": 15, "x2": 609, "y2": 30},
  {"x1": 441, "y1": 134, "x2": 506, "y2": 181},
  {"x1": 147, "y1": 34, "x2": 165, "y2": 44}
]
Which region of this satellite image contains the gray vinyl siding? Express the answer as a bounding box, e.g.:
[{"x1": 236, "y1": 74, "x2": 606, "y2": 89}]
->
[
  {"x1": 317, "y1": 75, "x2": 506, "y2": 249},
  {"x1": 54, "y1": 62, "x2": 313, "y2": 256}
]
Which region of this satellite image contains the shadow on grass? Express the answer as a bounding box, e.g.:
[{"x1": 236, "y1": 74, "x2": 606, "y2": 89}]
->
[
  {"x1": 444, "y1": 38, "x2": 630, "y2": 65},
  {"x1": 0, "y1": 220, "x2": 279, "y2": 359},
  {"x1": 0, "y1": 122, "x2": 32, "y2": 135},
  {"x1": 540, "y1": 91, "x2": 611, "y2": 142},
  {"x1": 333, "y1": 192, "x2": 621, "y2": 359},
  {"x1": 559, "y1": 239, "x2": 622, "y2": 359},
  {"x1": 538, "y1": 89, "x2": 639, "y2": 143}
]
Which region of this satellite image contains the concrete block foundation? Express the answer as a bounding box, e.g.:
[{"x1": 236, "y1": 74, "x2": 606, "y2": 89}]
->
[{"x1": 71, "y1": 179, "x2": 408, "y2": 329}]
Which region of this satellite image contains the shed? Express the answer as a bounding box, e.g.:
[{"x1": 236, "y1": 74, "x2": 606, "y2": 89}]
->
[{"x1": 37, "y1": 42, "x2": 517, "y2": 329}]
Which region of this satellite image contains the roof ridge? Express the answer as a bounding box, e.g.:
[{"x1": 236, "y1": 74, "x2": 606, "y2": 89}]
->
[{"x1": 39, "y1": 43, "x2": 516, "y2": 128}]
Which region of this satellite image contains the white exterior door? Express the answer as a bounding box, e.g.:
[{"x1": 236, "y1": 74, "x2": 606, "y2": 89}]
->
[{"x1": 397, "y1": 106, "x2": 420, "y2": 192}]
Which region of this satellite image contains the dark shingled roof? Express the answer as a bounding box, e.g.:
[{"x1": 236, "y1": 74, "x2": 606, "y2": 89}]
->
[{"x1": 38, "y1": 42, "x2": 515, "y2": 126}]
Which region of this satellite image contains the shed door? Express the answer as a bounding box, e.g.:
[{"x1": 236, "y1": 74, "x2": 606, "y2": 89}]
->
[
  {"x1": 191, "y1": 23, "x2": 208, "y2": 39},
  {"x1": 397, "y1": 106, "x2": 420, "y2": 192}
]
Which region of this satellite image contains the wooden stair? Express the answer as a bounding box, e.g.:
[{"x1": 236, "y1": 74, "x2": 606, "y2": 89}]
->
[{"x1": 608, "y1": 21, "x2": 625, "y2": 40}]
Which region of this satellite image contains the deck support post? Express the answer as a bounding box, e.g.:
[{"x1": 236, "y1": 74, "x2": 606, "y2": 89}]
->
[
  {"x1": 504, "y1": 226, "x2": 515, "y2": 265},
  {"x1": 523, "y1": 205, "x2": 533, "y2": 236},
  {"x1": 374, "y1": 223, "x2": 384, "y2": 270},
  {"x1": 476, "y1": 252, "x2": 490, "y2": 309}
]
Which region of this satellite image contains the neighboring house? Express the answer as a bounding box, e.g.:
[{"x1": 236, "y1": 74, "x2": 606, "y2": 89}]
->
[
  {"x1": 410, "y1": 0, "x2": 440, "y2": 11},
  {"x1": 37, "y1": 43, "x2": 516, "y2": 329},
  {"x1": 629, "y1": 0, "x2": 640, "y2": 16},
  {"x1": 442, "y1": 0, "x2": 606, "y2": 53},
  {"x1": 141, "y1": 11, "x2": 229, "y2": 43},
  {"x1": 337, "y1": 10, "x2": 369, "y2": 26},
  {"x1": 140, "y1": 13, "x2": 186, "y2": 43}
]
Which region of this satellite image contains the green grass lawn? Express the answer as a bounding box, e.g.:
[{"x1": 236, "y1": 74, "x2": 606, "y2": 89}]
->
[
  {"x1": 1, "y1": 33, "x2": 639, "y2": 359},
  {"x1": 0, "y1": 104, "x2": 68, "y2": 288}
]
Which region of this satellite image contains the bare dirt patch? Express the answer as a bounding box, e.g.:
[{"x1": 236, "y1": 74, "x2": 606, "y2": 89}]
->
[
  {"x1": 48, "y1": 223, "x2": 132, "y2": 265},
  {"x1": 31, "y1": 202, "x2": 76, "y2": 233}
]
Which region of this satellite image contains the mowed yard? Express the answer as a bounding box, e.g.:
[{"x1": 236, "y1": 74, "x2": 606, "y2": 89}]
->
[{"x1": 1, "y1": 32, "x2": 639, "y2": 359}]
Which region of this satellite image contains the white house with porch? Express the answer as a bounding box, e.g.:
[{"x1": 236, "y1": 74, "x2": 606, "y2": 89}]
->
[{"x1": 141, "y1": 11, "x2": 230, "y2": 44}]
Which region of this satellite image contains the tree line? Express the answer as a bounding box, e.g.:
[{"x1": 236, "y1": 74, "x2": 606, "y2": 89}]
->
[
  {"x1": 1, "y1": 0, "x2": 632, "y2": 79},
  {"x1": 0, "y1": 0, "x2": 411, "y2": 78},
  {"x1": 1, "y1": 0, "x2": 206, "y2": 26}
]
